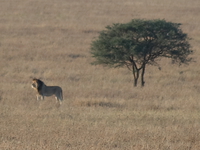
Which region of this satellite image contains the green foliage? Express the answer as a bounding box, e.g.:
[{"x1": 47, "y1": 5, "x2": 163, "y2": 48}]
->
[{"x1": 90, "y1": 19, "x2": 193, "y2": 86}]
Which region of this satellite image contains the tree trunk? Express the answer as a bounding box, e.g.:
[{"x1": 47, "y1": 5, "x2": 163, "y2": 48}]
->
[
  {"x1": 133, "y1": 67, "x2": 139, "y2": 87},
  {"x1": 141, "y1": 64, "x2": 146, "y2": 87},
  {"x1": 134, "y1": 78, "x2": 138, "y2": 87}
]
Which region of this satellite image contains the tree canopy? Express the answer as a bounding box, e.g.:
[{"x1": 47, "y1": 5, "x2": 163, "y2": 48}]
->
[{"x1": 90, "y1": 19, "x2": 193, "y2": 87}]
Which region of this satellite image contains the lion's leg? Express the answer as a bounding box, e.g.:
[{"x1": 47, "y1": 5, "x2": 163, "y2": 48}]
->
[
  {"x1": 59, "y1": 100, "x2": 62, "y2": 105},
  {"x1": 36, "y1": 95, "x2": 40, "y2": 101},
  {"x1": 55, "y1": 97, "x2": 59, "y2": 103},
  {"x1": 55, "y1": 96, "x2": 62, "y2": 105},
  {"x1": 58, "y1": 91, "x2": 63, "y2": 105}
]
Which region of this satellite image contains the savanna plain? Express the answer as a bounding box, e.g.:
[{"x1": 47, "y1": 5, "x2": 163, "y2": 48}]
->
[{"x1": 0, "y1": 0, "x2": 200, "y2": 149}]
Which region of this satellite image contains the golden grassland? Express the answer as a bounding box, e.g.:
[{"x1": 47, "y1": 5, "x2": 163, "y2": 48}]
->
[{"x1": 1, "y1": 0, "x2": 200, "y2": 149}]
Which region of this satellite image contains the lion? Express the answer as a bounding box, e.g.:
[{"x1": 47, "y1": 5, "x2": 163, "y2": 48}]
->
[{"x1": 31, "y1": 78, "x2": 63, "y2": 104}]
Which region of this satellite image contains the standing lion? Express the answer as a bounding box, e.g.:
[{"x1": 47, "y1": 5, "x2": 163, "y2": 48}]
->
[{"x1": 31, "y1": 78, "x2": 63, "y2": 104}]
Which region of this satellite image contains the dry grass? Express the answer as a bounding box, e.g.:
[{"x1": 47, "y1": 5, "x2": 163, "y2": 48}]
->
[{"x1": 1, "y1": 0, "x2": 200, "y2": 149}]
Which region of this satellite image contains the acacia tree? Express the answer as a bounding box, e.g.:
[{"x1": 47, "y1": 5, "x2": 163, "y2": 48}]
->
[{"x1": 90, "y1": 19, "x2": 193, "y2": 87}]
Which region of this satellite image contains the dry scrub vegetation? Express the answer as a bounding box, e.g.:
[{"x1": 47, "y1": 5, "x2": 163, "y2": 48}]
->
[{"x1": 0, "y1": 0, "x2": 200, "y2": 149}]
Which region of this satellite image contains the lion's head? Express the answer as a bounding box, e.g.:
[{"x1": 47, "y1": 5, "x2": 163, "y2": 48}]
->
[{"x1": 31, "y1": 78, "x2": 44, "y2": 93}]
